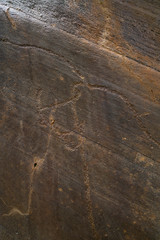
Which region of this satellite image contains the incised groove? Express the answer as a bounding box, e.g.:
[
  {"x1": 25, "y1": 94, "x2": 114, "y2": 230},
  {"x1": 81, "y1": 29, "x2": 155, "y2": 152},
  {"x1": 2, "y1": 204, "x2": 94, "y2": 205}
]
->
[
  {"x1": 3, "y1": 105, "x2": 55, "y2": 218},
  {"x1": 3, "y1": 207, "x2": 29, "y2": 217},
  {"x1": 86, "y1": 83, "x2": 160, "y2": 148},
  {"x1": 67, "y1": 80, "x2": 99, "y2": 239},
  {"x1": 71, "y1": 82, "x2": 85, "y2": 133},
  {"x1": 45, "y1": 78, "x2": 99, "y2": 237},
  {"x1": 5, "y1": 8, "x2": 17, "y2": 30},
  {"x1": 80, "y1": 141, "x2": 100, "y2": 240},
  {"x1": 40, "y1": 79, "x2": 159, "y2": 160},
  {"x1": 53, "y1": 123, "x2": 82, "y2": 152},
  {"x1": 39, "y1": 88, "x2": 82, "y2": 113}
]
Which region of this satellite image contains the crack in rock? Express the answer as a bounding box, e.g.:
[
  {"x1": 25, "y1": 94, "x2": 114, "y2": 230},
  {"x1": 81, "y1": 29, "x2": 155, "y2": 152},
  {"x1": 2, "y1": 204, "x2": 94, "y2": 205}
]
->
[{"x1": 0, "y1": 38, "x2": 84, "y2": 81}]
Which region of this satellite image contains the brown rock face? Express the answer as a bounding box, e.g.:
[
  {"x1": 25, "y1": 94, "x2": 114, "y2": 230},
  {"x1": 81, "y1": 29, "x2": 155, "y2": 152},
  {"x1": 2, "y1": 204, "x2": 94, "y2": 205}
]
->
[{"x1": 0, "y1": 1, "x2": 160, "y2": 239}]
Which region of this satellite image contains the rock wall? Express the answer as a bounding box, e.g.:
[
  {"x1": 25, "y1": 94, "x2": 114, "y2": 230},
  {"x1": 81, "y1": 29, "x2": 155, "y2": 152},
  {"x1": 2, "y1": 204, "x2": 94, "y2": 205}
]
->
[{"x1": 0, "y1": 1, "x2": 160, "y2": 239}]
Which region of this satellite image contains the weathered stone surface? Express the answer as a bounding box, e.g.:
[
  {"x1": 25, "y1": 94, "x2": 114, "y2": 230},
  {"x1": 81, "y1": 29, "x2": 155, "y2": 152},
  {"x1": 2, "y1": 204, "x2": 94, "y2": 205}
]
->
[{"x1": 0, "y1": 1, "x2": 160, "y2": 240}]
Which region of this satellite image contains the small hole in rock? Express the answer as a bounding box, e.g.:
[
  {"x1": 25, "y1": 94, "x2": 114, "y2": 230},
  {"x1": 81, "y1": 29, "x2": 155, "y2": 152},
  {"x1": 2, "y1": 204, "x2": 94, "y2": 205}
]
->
[{"x1": 34, "y1": 163, "x2": 37, "y2": 168}]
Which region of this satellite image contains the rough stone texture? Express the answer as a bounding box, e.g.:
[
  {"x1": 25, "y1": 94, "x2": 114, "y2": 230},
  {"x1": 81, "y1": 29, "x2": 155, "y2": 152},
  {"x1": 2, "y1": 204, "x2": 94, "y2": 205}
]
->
[{"x1": 0, "y1": 1, "x2": 160, "y2": 240}]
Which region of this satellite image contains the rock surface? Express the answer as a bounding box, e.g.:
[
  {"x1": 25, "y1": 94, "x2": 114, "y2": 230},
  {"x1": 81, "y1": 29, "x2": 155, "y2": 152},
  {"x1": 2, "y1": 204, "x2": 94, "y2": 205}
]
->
[{"x1": 0, "y1": 1, "x2": 160, "y2": 240}]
